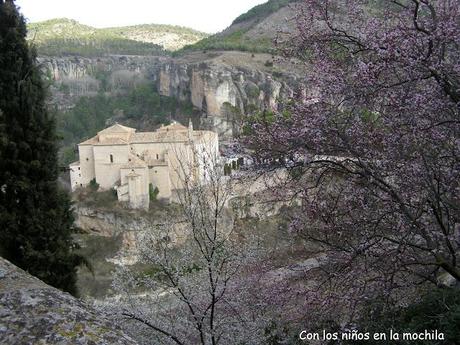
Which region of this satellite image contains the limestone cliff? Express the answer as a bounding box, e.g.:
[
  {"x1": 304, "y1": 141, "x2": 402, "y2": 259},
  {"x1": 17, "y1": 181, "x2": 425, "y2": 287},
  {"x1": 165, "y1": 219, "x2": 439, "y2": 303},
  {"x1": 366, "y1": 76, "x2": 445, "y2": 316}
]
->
[
  {"x1": 153, "y1": 51, "x2": 305, "y2": 137},
  {"x1": 41, "y1": 55, "x2": 164, "y2": 109},
  {"x1": 41, "y1": 51, "x2": 306, "y2": 138},
  {"x1": 0, "y1": 257, "x2": 138, "y2": 345}
]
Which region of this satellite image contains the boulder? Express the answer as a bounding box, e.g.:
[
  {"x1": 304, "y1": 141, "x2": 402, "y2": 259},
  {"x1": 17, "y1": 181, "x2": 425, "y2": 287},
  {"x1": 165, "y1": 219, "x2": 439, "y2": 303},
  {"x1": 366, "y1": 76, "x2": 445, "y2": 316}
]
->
[{"x1": 0, "y1": 257, "x2": 138, "y2": 345}]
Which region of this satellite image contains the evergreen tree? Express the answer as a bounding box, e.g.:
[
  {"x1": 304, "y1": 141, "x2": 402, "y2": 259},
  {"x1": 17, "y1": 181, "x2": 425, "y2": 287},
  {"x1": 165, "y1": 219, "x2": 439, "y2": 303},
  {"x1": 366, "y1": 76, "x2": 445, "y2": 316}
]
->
[{"x1": 0, "y1": 0, "x2": 84, "y2": 295}]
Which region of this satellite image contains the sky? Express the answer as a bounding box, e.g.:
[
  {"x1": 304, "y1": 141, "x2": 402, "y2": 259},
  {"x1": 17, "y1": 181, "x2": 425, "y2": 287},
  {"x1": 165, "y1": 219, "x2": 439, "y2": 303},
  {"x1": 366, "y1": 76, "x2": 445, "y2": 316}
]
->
[{"x1": 15, "y1": 0, "x2": 268, "y2": 33}]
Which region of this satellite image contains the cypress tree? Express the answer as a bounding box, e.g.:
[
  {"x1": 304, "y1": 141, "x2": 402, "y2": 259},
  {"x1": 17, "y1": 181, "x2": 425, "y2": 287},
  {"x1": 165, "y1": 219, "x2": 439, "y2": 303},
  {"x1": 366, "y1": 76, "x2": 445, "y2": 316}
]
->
[{"x1": 0, "y1": 0, "x2": 84, "y2": 295}]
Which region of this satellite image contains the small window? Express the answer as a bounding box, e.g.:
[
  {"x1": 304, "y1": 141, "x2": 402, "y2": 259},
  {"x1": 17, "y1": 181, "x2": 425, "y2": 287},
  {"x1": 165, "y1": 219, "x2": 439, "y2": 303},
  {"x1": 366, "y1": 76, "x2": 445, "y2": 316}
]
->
[
  {"x1": 110, "y1": 154, "x2": 114, "y2": 163},
  {"x1": 79, "y1": 174, "x2": 81, "y2": 177},
  {"x1": 86, "y1": 158, "x2": 89, "y2": 161},
  {"x1": 80, "y1": 184, "x2": 83, "y2": 187},
  {"x1": 155, "y1": 170, "x2": 157, "y2": 173},
  {"x1": 78, "y1": 167, "x2": 81, "y2": 170},
  {"x1": 156, "y1": 154, "x2": 159, "y2": 160}
]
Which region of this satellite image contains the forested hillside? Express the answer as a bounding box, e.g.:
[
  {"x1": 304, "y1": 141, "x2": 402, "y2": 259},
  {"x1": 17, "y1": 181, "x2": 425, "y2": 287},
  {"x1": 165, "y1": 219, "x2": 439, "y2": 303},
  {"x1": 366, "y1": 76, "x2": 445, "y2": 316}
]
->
[
  {"x1": 27, "y1": 18, "x2": 208, "y2": 56},
  {"x1": 180, "y1": 0, "x2": 299, "y2": 53}
]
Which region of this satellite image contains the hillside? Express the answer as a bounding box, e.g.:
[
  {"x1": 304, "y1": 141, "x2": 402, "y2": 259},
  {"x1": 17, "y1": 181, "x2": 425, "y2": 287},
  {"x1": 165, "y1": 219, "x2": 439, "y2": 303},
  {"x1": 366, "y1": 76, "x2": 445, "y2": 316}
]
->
[
  {"x1": 27, "y1": 18, "x2": 208, "y2": 56},
  {"x1": 101, "y1": 24, "x2": 208, "y2": 51},
  {"x1": 180, "y1": 0, "x2": 300, "y2": 53}
]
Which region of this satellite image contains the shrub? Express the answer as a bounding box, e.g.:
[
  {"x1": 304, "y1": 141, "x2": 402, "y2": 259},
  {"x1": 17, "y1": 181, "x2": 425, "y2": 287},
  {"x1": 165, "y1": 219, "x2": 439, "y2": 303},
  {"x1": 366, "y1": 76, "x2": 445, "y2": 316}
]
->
[
  {"x1": 149, "y1": 184, "x2": 159, "y2": 201},
  {"x1": 353, "y1": 288, "x2": 460, "y2": 345},
  {"x1": 89, "y1": 178, "x2": 99, "y2": 191}
]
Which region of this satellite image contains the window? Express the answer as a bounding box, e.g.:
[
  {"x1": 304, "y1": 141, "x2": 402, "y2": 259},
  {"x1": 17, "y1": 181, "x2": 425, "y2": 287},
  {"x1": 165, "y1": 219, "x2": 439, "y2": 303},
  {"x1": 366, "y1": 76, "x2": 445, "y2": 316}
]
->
[
  {"x1": 156, "y1": 154, "x2": 159, "y2": 160},
  {"x1": 78, "y1": 167, "x2": 81, "y2": 170},
  {"x1": 110, "y1": 154, "x2": 114, "y2": 163},
  {"x1": 86, "y1": 158, "x2": 89, "y2": 161}
]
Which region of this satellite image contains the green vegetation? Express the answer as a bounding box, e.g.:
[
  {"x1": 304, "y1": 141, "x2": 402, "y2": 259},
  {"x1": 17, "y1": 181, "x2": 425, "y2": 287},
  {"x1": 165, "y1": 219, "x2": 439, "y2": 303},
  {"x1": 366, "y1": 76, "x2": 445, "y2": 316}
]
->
[
  {"x1": 0, "y1": 1, "x2": 84, "y2": 296},
  {"x1": 353, "y1": 288, "x2": 460, "y2": 344},
  {"x1": 89, "y1": 178, "x2": 100, "y2": 192},
  {"x1": 179, "y1": 0, "x2": 298, "y2": 54},
  {"x1": 149, "y1": 184, "x2": 159, "y2": 201},
  {"x1": 103, "y1": 23, "x2": 208, "y2": 51},
  {"x1": 232, "y1": 0, "x2": 297, "y2": 24},
  {"x1": 180, "y1": 29, "x2": 275, "y2": 54},
  {"x1": 27, "y1": 18, "x2": 208, "y2": 56},
  {"x1": 56, "y1": 83, "x2": 198, "y2": 165},
  {"x1": 75, "y1": 234, "x2": 122, "y2": 298},
  {"x1": 31, "y1": 37, "x2": 163, "y2": 57},
  {"x1": 75, "y1": 187, "x2": 118, "y2": 209}
]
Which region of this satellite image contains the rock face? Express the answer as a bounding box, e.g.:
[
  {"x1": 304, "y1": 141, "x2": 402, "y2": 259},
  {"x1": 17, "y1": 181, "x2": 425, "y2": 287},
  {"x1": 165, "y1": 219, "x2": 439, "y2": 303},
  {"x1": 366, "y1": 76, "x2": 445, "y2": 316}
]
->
[
  {"x1": 0, "y1": 257, "x2": 138, "y2": 345},
  {"x1": 74, "y1": 206, "x2": 183, "y2": 238},
  {"x1": 153, "y1": 51, "x2": 304, "y2": 138},
  {"x1": 40, "y1": 55, "x2": 163, "y2": 109},
  {"x1": 41, "y1": 51, "x2": 305, "y2": 138}
]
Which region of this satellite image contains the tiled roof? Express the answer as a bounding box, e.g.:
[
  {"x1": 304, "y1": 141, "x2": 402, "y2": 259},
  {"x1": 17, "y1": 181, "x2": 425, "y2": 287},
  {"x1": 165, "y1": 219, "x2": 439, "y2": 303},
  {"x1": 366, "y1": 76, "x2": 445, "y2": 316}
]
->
[
  {"x1": 79, "y1": 122, "x2": 216, "y2": 146},
  {"x1": 157, "y1": 122, "x2": 188, "y2": 132},
  {"x1": 79, "y1": 136, "x2": 99, "y2": 145},
  {"x1": 98, "y1": 123, "x2": 136, "y2": 135},
  {"x1": 130, "y1": 131, "x2": 190, "y2": 143},
  {"x1": 94, "y1": 137, "x2": 128, "y2": 146}
]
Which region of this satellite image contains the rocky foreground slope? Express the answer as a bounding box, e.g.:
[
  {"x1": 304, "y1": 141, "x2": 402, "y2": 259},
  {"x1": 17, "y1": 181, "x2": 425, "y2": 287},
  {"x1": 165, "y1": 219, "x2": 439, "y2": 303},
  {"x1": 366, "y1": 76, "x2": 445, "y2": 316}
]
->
[{"x1": 0, "y1": 257, "x2": 137, "y2": 345}]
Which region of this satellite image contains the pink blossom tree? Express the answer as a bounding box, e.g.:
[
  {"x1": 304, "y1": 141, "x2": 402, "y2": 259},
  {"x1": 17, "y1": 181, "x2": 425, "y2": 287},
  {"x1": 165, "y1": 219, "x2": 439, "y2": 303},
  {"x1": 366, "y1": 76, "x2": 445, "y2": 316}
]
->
[
  {"x1": 246, "y1": 0, "x2": 460, "y2": 323},
  {"x1": 111, "y1": 149, "x2": 265, "y2": 345}
]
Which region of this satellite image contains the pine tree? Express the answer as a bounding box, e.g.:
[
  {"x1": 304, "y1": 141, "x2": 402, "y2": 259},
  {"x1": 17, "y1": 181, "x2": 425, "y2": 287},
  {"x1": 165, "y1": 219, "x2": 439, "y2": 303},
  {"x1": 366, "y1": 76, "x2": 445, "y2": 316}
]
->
[{"x1": 0, "y1": 0, "x2": 84, "y2": 295}]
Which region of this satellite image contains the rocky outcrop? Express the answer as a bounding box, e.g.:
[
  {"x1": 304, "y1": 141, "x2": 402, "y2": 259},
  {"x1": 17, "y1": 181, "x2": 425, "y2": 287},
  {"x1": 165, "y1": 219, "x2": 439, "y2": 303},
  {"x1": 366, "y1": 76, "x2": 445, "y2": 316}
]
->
[
  {"x1": 40, "y1": 55, "x2": 163, "y2": 109},
  {"x1": 153, "y1": 52, "x2": 303, "y2": 138},
  {"x1": 41, "y1": 51, "x2": 305, "y2": 137},
  {"x1": 74, "y1": 205, "x2": 189, "y2": 263},
  {"x1": 75, "y1": 206, "x2": 161, "y2": 237},
  {"x1": 0, "y1": 257, "x2": 138, "y2": 345}
]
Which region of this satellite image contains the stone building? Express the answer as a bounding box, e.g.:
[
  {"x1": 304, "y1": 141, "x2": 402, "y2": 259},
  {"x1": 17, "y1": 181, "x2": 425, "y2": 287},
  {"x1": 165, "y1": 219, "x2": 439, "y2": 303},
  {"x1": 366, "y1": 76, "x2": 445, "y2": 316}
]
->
[{"x1": 69, "y1": 121, "x2": 219, "y2": 209}]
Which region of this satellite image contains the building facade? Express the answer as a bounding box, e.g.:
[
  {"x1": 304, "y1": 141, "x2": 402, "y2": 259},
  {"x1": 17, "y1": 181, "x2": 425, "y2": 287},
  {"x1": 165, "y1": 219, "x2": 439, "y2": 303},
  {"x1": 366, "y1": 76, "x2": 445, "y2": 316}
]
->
[{"x1": 69, "y1": 121, "x2": 219, "y2": 209}]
